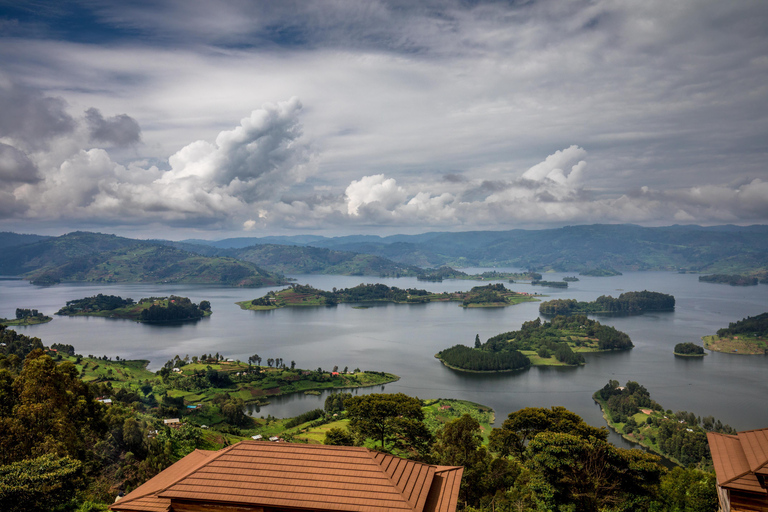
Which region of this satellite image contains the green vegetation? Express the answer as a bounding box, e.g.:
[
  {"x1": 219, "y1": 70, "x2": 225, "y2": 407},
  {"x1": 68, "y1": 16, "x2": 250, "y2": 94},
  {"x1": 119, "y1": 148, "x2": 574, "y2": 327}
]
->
[
  {"x1": 702, "y1": 312, "x2": 768, "y2": 354},
  {"x1": 238, "y1": 282, "x2": 538, "y2": 311},
  {"x1": 594, "y1": 380, "x2": 735, "y2": 468},
  {"x1": 0, "y1": 231, "x2": 289, "y2": 287},
  {"x1": 55, "y1": 294, "x2": 211, "y2": 323},
  {"x1": 580, "y1": 267, "x2": 623, "y2": 276},
  {"x1": 0, "y1": 308, "x2": 52, "y2": 326},
  {"x1": 436, "y1": 315, "x2": 633, "y2": 371},
  {"x1": 416, "y1": 266, "x2": 542, "y2": 283},
  {"x1": 674, "y1": 343, "x2": 706, "y2": 356},
  {"x1": 562, "y1": 276, "x2": 579, "y2": 282},
  {"x1": 698, "y1": 273, "x2": 759, "y2": 286},
  {"x1": 539, "y1": 290, "x2": 675, "y2": 316},
  {"x1": 531, "y1": 279, "x2": 567, "y2": 288}
]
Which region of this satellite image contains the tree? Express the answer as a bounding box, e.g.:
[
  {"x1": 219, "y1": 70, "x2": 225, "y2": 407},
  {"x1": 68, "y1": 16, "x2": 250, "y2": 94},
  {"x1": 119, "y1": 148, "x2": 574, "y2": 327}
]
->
[
  {"x1": 489, "y1": 406, "x2": 608, "y2": 459},
  {"x1": 324, "y1": 427, "x2": 355, "y2": 446},
  {"x1": 0, "y1": 454, "x2": 84, "y2": 512},
  {"x1": 267, "y1": 358, "x2": 274, "y2": 367},
  {"x1": 526, "y1": 432, "x2": 663, "y2": 512},
  {"x1": 475, "y1": 334, "x2": 481, "y2": 348},
  {"x1": 290, "y1": 360, "x2": 296, "y2": 370},
  {"x1": 660, "y1": 467, "x2": 718, "y2": 512},
  {"x1": 345, "y1": 393, "x2": 432, "y2": 457}
]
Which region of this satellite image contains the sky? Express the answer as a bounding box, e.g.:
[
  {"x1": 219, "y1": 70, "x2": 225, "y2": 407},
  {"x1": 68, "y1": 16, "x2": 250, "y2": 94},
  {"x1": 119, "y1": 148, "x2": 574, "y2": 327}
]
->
[{"x1": 0, "y1": 0, "x2": 767, "y2": 239}]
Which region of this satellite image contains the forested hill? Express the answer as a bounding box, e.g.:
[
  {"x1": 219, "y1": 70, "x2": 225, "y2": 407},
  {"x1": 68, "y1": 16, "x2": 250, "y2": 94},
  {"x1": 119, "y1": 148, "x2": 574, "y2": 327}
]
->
[
  {"x1": 0, "y1": 232, "x2": 288, "y2": 287},
  {"x1": 185, "y1": 224, "x2": 768, "y2": 272}
]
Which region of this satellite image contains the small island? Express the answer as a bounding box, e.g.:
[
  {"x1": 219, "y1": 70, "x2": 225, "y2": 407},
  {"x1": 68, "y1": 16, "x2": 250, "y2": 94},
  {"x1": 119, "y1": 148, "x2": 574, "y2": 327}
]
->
[
  {"x1": 539, "y1": 291, "x2": 675, "y2": 316},
  {"x1": 435, "y1": 314, "x2": 633, "y2": 372},
  {"x1": 562, "y1": 276, "x2": 580, "y2": 282},
  {"x1": 580, "y1": 268, "x2": 622, "y2": 277},
  {"x1": 702, "y1": 312, "x2": 768, "y2": 355},
  {"x1": 698, "y1": 274, "x2": 759, "y2": 286},
  {"x1": 0, "y1": 308, "x2": 53, "y2": 326},
  {"x1": 56, "y1": 294, "x2": 212, "y2": 323},
  {"x1": 237, "y1": 283, "x2": 538, "y2": 311},
  {"x1": 531, "y1": 279, "x2": 568, "y2": 288},
  {"x1": 673, "y1": 342, "x2": 706, "y2": 357}
]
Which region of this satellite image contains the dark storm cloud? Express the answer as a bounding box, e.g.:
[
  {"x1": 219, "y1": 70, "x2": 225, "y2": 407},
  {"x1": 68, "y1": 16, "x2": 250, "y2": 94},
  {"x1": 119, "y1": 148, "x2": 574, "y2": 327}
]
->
[
  {"x1": 0, "y1": 142, "x2": 40, "y2": 183},
  {"x1": 0, "y1": 84, "x2": 75, "y2": 147},
  {"x1": 85, "y1": 107, "x2": 141, "y2": 147}
]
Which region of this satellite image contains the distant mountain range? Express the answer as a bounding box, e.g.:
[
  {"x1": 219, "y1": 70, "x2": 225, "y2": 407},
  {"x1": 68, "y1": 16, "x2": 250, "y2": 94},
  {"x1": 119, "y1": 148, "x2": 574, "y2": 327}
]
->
[
  {"x1": 182, "y1": 224, "x2": 768, "y2": 272},
  {"x1": 1, "y1": 224, "x2": 766, "y2": 286}
]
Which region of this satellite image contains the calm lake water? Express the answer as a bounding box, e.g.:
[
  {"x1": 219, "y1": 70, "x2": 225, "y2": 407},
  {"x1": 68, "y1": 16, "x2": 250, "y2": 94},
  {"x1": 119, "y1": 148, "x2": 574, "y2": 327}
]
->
[{"x1": 3, "y1": 271, "x2": 767, "y2": 449}]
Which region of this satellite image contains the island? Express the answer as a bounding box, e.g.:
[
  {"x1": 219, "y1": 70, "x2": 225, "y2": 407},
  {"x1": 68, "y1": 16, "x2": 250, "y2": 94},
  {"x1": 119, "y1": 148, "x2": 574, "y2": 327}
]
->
[
  {"x1": 417, "y1": 266, "x2": 543, "y2": 283},
  {"x1": 594, "y1": 380, "x2": 735, "y2": 467},
  {"x1": 56, "y1": 294, "x2": 212, "y2": 323},
  {"x1": 237, "y1": 283, "x2": 538, "y2": 311},
  {"x1": 698, "y1": 274, "x2": 759, "y2": 286},
  {"x1": 673, "y1": 342, "x2": 706, "y2": 356},
  {"x1": 562, "y1": 276, "x2": 580, "y2": 282},
  {"x1": 538, "y1": 291, "x2": 675, "y2": 316},
  {"x1": 531, "y1": 279, "x2": 568, "y2": 288},
  {"x1": 435, "y1": 314, "x2": 633, "y2": 372},
  {"x1": 702, "y1": 312, "x2": 768, "y2": 355},
  {"x1": 580, "y1": 268, "x2": 622, "y2": 277},
  {"x1": 0, "y1": 308, "x2": 52, "y2": 326}
]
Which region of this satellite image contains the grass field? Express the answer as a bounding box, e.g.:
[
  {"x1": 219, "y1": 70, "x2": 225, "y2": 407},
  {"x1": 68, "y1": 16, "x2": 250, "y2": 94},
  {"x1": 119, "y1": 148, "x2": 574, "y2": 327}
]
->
[{"x1": 702, "y1": 334, "x2": 767, "y2": 354}]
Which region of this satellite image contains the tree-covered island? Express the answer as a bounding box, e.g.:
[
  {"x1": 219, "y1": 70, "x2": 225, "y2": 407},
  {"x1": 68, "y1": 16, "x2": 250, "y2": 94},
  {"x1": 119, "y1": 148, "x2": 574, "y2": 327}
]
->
[
  {"x1": 237, "y1": 283, "x2": 538, "y2": 310},
  {"x1": 416, "y1": 266, "x2": 543, "y2": 283},
  {"x1": 55, "y1": 293, "x2": 212, "y2": 323},
  {"x1": 702, "y1": 312, "x2": 768, "y2": 354},
  {"x1": 673, "y1": 343, "x2": 706, "y2": 356},
  {"x1": 0, "y1": 308, "x2": 52, "y2": 326},
  {"x1": 539, "y1": 290, "x2": 675, "y2": 316},
  {"x1": 580, "y1": 268, "x2": 623, "y2": 277},
  {"x1": 698, "y1": 273, "x2": 760, "y2": 286},
  {"x1": 436, "y1": 315, "x2": 634, "y2": 372}
]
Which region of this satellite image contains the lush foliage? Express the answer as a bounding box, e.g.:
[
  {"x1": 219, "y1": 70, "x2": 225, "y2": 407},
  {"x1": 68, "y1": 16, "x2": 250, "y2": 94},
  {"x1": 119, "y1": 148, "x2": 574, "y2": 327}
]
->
[
  {"x1": 56, "y1": 293, "x2": 135, "y2": 315},
  {"x1": 0, "y1": 454, "x2": 84, "y2": 512},
  {"x1": 139, "y1": 296, "x2": 206, "y2": 323},
  {"x1": 674, "y1": 342, "x2": 705, "y2": 355},
  {"x1": 539, "y1": 290, "x2": 675, "y2": 316},
  {"x1": 699, "y1": 274, "x2": 759, "y2": 286},
  {"x1": 436, "y1": 344, "x2": 531, "y2": 372},
  {"x1": 716, "y1": 312, "x2": 768, "y2": 337}
]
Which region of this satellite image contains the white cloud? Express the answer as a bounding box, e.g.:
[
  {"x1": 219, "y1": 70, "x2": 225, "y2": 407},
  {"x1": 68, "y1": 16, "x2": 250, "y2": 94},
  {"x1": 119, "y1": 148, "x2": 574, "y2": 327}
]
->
[{"x1": 345, "y1": 174, "x2": 407, "y2": 216}]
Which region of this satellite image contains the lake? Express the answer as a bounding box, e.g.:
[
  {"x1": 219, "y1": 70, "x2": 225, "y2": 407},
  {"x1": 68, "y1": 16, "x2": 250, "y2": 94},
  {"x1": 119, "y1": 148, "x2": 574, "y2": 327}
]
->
[{"x1": 3, "y1": 271, "x2": 767, "y2": 448}]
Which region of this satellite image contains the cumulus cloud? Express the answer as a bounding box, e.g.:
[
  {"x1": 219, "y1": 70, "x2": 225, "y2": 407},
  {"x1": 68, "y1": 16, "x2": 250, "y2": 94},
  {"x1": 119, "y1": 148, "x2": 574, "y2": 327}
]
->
[
  {"x1": 345, "y1": 174, "x2": 407, "y2": 216},
  {"x1": 11, "y1": 98, "x2": 312, "y2": 227},
  {"x1": 85, "y1": 108, "x2": 142, "y2": 147},
  {"x1": 0, "y1": 143, "x2": 40, "y2": 183},
  {"x1": 0, "y1": 84, "x2": 75, "y2": 148}
]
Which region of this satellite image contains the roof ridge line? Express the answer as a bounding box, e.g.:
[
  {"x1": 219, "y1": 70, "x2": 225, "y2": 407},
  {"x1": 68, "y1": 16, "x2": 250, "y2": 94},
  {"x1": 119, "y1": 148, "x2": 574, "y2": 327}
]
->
[
  {"x1": 371, "y1": 450, "x2": 436, "y2": 512},
  {"x1": 721, "y1": 468, "x2": 755, "y2": 486}
]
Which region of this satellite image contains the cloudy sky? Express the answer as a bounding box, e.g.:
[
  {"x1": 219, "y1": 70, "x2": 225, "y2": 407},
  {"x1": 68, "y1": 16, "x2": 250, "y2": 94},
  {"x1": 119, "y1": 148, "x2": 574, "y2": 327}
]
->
[{"x1": 1, "y1": 0, "x2": 767, "y2": 239}]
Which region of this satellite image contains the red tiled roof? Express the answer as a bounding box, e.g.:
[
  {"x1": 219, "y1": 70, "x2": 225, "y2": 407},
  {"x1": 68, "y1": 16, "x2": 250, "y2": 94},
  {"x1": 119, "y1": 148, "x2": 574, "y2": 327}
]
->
[
  {"x1": 111, "y1": 441, "x2": 463, "y2": 512},
  {"x1": 708, "y1": 429, "x2": 768, "y2": 496}
]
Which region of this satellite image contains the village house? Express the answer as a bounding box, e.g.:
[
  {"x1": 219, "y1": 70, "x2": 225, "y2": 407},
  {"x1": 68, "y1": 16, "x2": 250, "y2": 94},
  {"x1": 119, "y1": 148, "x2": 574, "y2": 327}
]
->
[
  {"x1": 708, "y1": 427, "x2": 768, "y2": 512},
  {"x1": 110, "y1": 440, "x2": 463, "y2": 512}
]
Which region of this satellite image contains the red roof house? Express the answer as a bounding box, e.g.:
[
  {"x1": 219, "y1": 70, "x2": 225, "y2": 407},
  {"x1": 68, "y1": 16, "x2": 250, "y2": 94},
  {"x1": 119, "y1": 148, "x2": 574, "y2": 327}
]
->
[
  {"x1": 110, "y1": 441, "x2": 463, "y2": 512},
  {"x1": 708, "y1": 428, "x2": 768, "y2": 512}
]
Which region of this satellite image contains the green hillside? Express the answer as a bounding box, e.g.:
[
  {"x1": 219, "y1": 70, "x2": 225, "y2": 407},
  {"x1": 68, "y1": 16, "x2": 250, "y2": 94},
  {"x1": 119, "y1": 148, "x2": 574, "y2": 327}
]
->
[{"x1": 0, "y1": 232, "x2": 289, "y2": 287}]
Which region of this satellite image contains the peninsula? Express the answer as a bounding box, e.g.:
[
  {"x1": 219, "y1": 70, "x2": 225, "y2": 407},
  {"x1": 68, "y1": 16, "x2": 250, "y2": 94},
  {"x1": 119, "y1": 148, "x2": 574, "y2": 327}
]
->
[
  {"x1": 237, "y1": 283, "x2": 538, "y2": 311},
  {"x1": 702, "y1": 312, "x2": 768, "y2": 354},
  {"x1": 56, "y1": 294, "x2": 212, "y2": 323}
]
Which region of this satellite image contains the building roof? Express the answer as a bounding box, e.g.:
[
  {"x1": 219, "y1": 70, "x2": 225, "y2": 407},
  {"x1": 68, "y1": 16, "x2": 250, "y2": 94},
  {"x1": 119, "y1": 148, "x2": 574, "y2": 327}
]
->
[
  {"x1": 708, "y1": 428, "x2": 768, "y2": 496},
  {"x1": 111, "y1": 441, "x2": 462, "y2": 512}
]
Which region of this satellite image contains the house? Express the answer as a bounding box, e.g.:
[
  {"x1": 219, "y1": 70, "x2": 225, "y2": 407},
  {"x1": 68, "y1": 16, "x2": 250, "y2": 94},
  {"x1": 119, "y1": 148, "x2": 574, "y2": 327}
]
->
[
  {"x1": 163, "y1": 418, "x2": 181, "y2": 429},
  {"x1": 708, "y1": 427, "x2": 768, "y2": 512},
  {"x1": 109, "y1": 441, "x2": 463, "y2": 512}
]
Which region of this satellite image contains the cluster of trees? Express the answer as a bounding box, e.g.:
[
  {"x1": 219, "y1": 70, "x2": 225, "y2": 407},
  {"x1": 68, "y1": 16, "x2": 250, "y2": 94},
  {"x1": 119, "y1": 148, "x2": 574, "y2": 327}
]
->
[
  {"x1": 140, "y1": 296, "x2": 207, "y2": 323},
  {"x1": 437, "y1": 344, "x2": 531, "y2": 372},
  {"x1": 530, "y1": 279, "x2": 568, "y2": 288},
  {"x1": 716, "y1": 312, "x2": 768, "y2": 337},
  {"x1": 14, "y1": 308, "x2": 46, "y2": 320},
  {"x1": 324, "y1": 395, "x2": 716, "y2": 512},
  {"x1": 699, "y1": 274, "x2": 759, "y2": 286},
  {"x1": 56, "y1": 293, "x2": 135, "y2": 315},
  {"x1": 674, "y1": 342, "x2": 705, "y2": 355},
  {"x1": 539, "y1": 290, "x2": 675, "y2": 316}
]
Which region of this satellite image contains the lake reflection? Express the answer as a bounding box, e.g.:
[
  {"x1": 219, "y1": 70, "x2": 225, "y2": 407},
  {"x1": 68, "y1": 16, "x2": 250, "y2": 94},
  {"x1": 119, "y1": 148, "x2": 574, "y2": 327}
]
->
[{"x1": 2, "y1": 272, "x2": 767, "y2": 434}]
